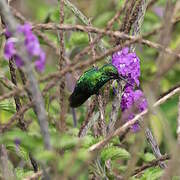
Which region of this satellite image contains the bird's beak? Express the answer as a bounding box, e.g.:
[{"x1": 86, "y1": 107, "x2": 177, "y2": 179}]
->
[{"x1": 118, "y1": 76, "x2": 132, "y2": 86}]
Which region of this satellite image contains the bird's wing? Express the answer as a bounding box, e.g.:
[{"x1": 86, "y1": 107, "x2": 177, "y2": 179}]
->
[
  {"x1": 69, "y1": 67, "x2": 98, "y2": 107},
  {"x1": 69, "y1": 84, "x2": 91, "y2": 107}
]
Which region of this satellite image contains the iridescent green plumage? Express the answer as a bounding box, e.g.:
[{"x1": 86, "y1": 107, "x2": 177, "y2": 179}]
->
[{"x1": 69, "y1": 64, "x2": 119, "y2": 107}]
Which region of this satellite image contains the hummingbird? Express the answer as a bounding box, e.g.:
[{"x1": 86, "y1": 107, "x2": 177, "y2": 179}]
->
[{"x1": 69, "y1": 64, "x2": 123, "y2": 108}]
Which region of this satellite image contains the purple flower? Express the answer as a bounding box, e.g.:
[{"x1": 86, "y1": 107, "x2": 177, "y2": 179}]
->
[
  {"x1": 35, "y1": 51, "x2": 46, "y2": 72},
  {"x1": 121, "y1": 86, "x2": 148, "y2": 132},
  {"x1": 25, "y1": 34, "x2": 41, "y2": 56},
  {"x1": 14, "y1": 55, "x2": 24, "y2": 67},
  {"x1": 4, "y1": 38, "x2": 16, "y2": 59},
  {"x1": 112, "y1": 47, "x2": 140, "y2": 87},
  {"x1": 5, "y1": 29, "x2": 12, "y2": 38},
  {"x1": 4, "y1": 23, "x2": 46, "y2": 72},
  {"x1": 18, "y1": 23, "x2": 32, "y2": 35},
  {"x1": 14, "y1": 138, "x2": 21, "y2": 146},
  {"x1": 153, "y1": 6, "x2": 164, "y2": 18}
]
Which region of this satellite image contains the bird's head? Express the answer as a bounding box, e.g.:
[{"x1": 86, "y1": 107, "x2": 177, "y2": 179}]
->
[{"x1": 100, "y1": 64, "x2": 119, "y2": 79}]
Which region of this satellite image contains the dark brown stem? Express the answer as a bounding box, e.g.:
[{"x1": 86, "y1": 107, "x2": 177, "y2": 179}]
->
[{"x1": 58, "y1": 0, "x2": 66, "y2": 132}]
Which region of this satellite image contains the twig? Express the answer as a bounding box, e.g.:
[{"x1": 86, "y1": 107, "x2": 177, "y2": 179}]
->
[
  {"x1": 23, "y1": 171, "x2": 42, "y2": 180},
  {"x1": 0, "y1": 0, "x2": 51, "y2": 150},
  {"x1": 97, "y1": 93, "x2": 106, "y2": 136},
  {"x1": 64, "y1": 0, "x2": 109, "y2": 61},
  {"x1": 131, "y1": 0, "x2": 148, "y2": 51},
  {"x1": 145, "y1": 128, "x2": 167, "y2": 168},
  {"x1": 132, "y1": 154, "x2": 170, "y2": 176},
  {"x1": 0, "y1": 87, "x2": 23, "y2": 101},
  {"x1": 0, "y1": 102, "x2": 33, "y2": 133},
  {"x1": 0, "y1": 73, "x2": 16, "y2": 90},
  {"x1": 58, "y1": 0, "x2": 66, "y2": 132},
  {"x1": 78, "y1": 98, "x2": 96, "y2": 137},
  {"x1": 8, "y1": 59, "x2": 27, "y2": 130},
  {"x1": 33, "y1": 23, "x2": 180, "y2": 61},
  {"x1": 107, "y1": 81, "x2": 123, "y2": 134}
]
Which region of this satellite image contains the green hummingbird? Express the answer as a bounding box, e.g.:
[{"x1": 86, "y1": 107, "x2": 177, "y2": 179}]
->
[{"x1": 69, "y1": 64, "x2": 122, "y2": 108}]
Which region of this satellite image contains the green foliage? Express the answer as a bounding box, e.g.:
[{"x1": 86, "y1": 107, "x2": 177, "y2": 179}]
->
[
  {"x1": 139, "y1": 167, "x2": 163, "y2": 180},
  {"x1": 68, "y1": 32, "x2": 89, "y2": 48},
  {"x1": 141, "y1": 152, "x2": 156, "y2": 163},
  {"x1": 100, "y1": 146, "x2": 130, "y2": 163},
  {"x1": 15, "y1": 168, "x2": 34, "y2": 180},
  {"x1": 0, "y1": 101, "x2": 16, "y2": 113}
]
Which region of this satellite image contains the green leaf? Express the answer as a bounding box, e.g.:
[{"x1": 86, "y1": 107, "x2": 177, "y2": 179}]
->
[
  {"x1": 68, "y1": 32, "x2": 89, "y2": 48},
  {"x1": 140, "y1": 167, "x2": 163, "y2": 180},
  {"x1": 35, "y1": 150, "x2": 56, "y2": 162},
  {"x1": 15, "y1": 167, "x2": 34, "y2": 180},
  {"x1": 142, "y1": 153, "x2": 156, "y2": 163},
  {"x1": 7, "y1": 144, "x2": 29, "y2": 162},
  {"x1": 101, "y1": 146, "x2": 130, "y2": 162},
  {"x1": 0, "y1": 101, "x2": 16, "y2": 113}
]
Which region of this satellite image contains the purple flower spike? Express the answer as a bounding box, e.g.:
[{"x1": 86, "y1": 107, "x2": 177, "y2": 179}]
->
[
  {"x1": 112, "y1": 47, "x2": 140, "y2": 87},
  {"x1": 25, "y1": 34, "x2": 41, "y2": 56},
  {"x1": 112, "y1": 46, "x2": 147, "y2": 132},
  {"x1": 121, "y1": 87, "x2": 148, "y2": 132},
  {"x1": 132, "y1": 122, "x2": 140, "y2": 132},
  {"x1": 4, "y1": 23, "x2": 46, "y2": 72},
  {"x1": 18, "y1": 23, "x2": 32, "y2": 35},
  {"x1": 4, "y1": 38, "x2": 16, "y2": 59}
]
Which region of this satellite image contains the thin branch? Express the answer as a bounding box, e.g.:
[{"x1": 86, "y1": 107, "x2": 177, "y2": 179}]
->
[
  {"x1": 0, "y1": 72, "x2": 16, "y2": 90},
  {"x1": 107, "y1": 81, "x2": 123, "y2": 134},
  {"x1": 131, "y1": 0, "x2": 148, "y2": 51},
  {"x1": 78, "y1": 98, "x2": 96, "y2": 137},
  {"x1": 64, "y1": 0, "x2": 109, "y2": 61},
  {"x1": 97, "y1": 93, "x2": 106, "y2": 136},
  {"x1": 23, "y1": 168, "x2": 50, "y2": 180},
  {"x1": 58, "y1": 0, "x2": 66, "y2": 132},
  {"x1": 132, "y1": 154, "x2": 170, "y2": 176},
  {"x1": 34, "y1": 23, "x2": 180, "y2": 60},
  {"x1": 8, "y1": 59, "x2": 27, "y2": 130},
  {"x1": 145, "y1": 128, "x2": 167, "y2": 168}
]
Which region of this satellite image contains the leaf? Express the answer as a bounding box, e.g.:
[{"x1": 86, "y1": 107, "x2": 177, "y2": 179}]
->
[
  {"x1": 35, "y1": 150, "x2": 56, "y2": 162},
  {"x1": 141, "y1": 153, "x2": 156, "y2": 163},
  {"x1": 15, "y1": 168, "x2": 34, "y2": 180},
  {"x1": 0, "y1": 101, "x2": 16, "y2": 113},
  {"x1": 68, "y1": 32, "x2": 89, "y2": 48},
  {"x1": 140, "y1": 167, "x2": 163, "y2": 180},
  {"x1": 101, "y1": 146, "x2": 130, "y2": 162},
  {"x1": 94, "y1": 12, "x2": 114, "y2": 28},
  {"x1": 7, "y1": 144, "x2": 29, "y2": 162}
]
